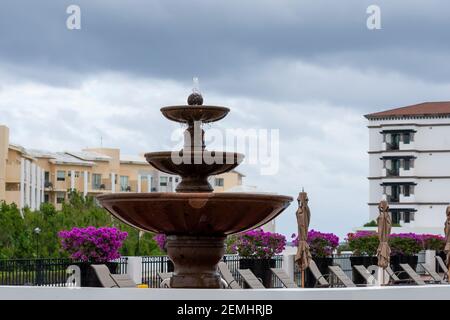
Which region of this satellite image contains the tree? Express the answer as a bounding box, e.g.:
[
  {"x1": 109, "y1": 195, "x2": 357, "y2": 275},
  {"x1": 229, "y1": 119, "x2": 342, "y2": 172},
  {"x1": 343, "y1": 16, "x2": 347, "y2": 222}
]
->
[{"x1": 0, "y1": 191, "x2": 161, "y2": 258}]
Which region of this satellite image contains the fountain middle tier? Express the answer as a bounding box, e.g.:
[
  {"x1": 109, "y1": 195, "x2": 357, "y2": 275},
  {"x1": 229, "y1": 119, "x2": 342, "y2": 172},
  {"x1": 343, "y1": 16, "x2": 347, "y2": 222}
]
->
[{"x1": 145, "y1": 151, "x2": 244, "y2": 192}]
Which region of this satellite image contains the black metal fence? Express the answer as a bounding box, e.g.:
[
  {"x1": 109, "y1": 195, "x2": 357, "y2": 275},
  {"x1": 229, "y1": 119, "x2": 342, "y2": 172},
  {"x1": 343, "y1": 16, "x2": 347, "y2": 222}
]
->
[
  {"x1": 293, "y1": 254, "x2": 353, "y2": 287},
  {"x1": 141, "y1": 255, "x2": 284, "y2": 288},
  {"x1": 293, "y1": 252, "x2": 427, "y2": 287},
  {"x1": 223, "y1": 255, "x2": 284, "y2": 288},
  {"x1": 0, "y1": 251, "x2": 429, "y2": 288},
  {"x1": 0, "y1": 257, "x2": 128, "y2": 287},
  {"x1": 141, "y1": 255, "x2": 170, "y2": 288}
]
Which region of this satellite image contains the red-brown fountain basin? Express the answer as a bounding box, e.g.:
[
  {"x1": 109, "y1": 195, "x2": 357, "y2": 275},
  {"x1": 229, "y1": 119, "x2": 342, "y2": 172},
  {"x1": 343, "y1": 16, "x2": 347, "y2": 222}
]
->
[
  {"x1": 145, "y1": 151, "x2": 244, "y2": 177},
  {"x1": 161, "y1": 105, "x2": 230, "y2": 123},
  {"x1": 96, "y1": 192, "x2": 293, "y2": 236}
]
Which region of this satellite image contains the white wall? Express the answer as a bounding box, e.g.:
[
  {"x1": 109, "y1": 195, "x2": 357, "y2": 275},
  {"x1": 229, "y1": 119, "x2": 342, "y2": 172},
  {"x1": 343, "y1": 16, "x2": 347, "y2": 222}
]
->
[
  {"x1": 414, "y1": 205, "x2": 448, "y2": 228},
  {"x1": 368, "y1": 127, "x2": 383, "y2": 152},
  {"x1": 369, "y1": 154, "x2": 383, "y2": 176},
  {"x1": 2, "y1": 285, "x2": 450, "y2": 300},
  {"x1": 415, "y1": 153, "x2": 450, "y2": 176},
  {"x1": 415, "y1": 126, "x2": 450, "y2": 150},
  {"x1": 369, "y1": 180, "x2": 383, "y2": 203},
  {"x1": 414, "y1": 179, "x2": 450, "y2": 202}
]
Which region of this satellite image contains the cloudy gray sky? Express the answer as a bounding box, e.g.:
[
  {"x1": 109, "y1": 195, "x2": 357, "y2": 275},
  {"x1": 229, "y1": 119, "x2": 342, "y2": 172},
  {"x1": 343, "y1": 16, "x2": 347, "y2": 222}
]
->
[{"x1": 1, "y1": 0, "x2": 450, "y2": 240}]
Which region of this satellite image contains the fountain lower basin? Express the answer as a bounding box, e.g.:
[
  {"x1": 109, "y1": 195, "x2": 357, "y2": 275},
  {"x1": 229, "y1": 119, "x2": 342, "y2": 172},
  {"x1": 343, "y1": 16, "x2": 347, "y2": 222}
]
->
[
  {"x1": 97, "y1": 192, "x2": 292, "y2": 288},
  {"x1": 97, "y1": 192, "x2": 292, "y2": 235}
]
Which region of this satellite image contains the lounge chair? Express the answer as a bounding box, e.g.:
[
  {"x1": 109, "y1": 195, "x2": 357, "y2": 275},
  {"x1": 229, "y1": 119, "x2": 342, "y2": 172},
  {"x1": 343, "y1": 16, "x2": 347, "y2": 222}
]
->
[
  {"x1": 384, "y1": 265, "x2": 411, "y2": 285},
  {"x1": 90, "y1": 265, "x2": 118, "y2": 288},
  {"x1": 307, "y1": 260, "x2": 330, "y2": 288},
  {"x1": 157, "y1": 271, "x2": 173, "y2": 288},
  {"x1": 270, "y1": 268, "x2": 298, "y2": 288},
  {"x1": 399, "y1": 264, "x2": 426, "y2": 285},
  {"x1": 237, "y1": 269, "x2": 265, "y2": 289},
  {"x1": 420, "y1": 263, "x2": 446, "y2": 284},
  {"x1": 353, "y1": 265, "x2": 378, "y2": 285},
  {"x1": 218, "y1": 262, "x2": 241, "y2": 289},
  {"x1": 110, "y1": 274, "x2": 138, "y2": 288},
  {"x1": 436, "y1": 256, "x2": 449, "y2": 280},
  {"x1": 328, "y1": 266, "x2": 356, "y2": 287},
  {"x1": 90, "y1": 264, "x2": 137, "y2": 288}
]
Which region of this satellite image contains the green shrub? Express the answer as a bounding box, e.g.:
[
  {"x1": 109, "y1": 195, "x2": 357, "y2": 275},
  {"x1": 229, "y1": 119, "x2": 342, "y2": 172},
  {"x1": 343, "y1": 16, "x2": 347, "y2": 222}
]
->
[
  {"x1": 0, "y1": 191, "x2": 160, "y2": 258},
  {"x1": 363, "y1": 220, "x2": 377, "y2": 227},
  {"x1": 346, "y1": 231, "x2": 379, "y2": 256}
]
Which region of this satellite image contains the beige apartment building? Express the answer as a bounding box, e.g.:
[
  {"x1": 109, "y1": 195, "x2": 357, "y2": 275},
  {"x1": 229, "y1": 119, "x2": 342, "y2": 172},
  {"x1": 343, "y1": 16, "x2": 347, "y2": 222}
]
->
[{"x1": 0, "y1": 125, "x2": 244, "y2": 210}]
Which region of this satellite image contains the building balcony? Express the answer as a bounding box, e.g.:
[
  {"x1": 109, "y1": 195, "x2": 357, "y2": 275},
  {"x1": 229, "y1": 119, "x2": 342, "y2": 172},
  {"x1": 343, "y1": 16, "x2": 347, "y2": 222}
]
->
[
  {"x1": 386, "y1": 142, "x2": 399, "y2": 151},
  {"x1": 382, "y1": 141, "x2": 415, "y2": 152},
  {"x1": 400, "y1": 194, "x2": 416, "y2": 203},
  {"x1": 44, "y1": 181, "x2": 53, "y2": 191},
  {"x1": 382, "y1": 167, "x2": 415, "y2": 178},
  {"x1": 387, "y1": 195, "x2": 400, "y2": 203},
  {"x1": 383, "y1": 168, "x2": 400, "y2": 177},
  {"x1": 399, "y1": 167, "x2": 415, "y2": 176},
  {"x1": 399, "y1": 141, "x2": 415, "y2": 151}
]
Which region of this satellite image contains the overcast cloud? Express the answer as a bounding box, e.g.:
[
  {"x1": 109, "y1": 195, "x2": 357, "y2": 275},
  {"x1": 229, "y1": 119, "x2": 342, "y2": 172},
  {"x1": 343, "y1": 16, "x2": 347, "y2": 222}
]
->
[{"x1": 1, "y1": 0, "x2": 450, "y2": 239}]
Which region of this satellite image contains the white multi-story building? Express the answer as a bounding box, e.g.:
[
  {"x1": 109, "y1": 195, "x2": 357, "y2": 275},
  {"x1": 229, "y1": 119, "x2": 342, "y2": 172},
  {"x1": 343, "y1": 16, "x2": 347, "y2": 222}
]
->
[{"x1": 366, "y1": 101, "x2": 450, "y2": 234}]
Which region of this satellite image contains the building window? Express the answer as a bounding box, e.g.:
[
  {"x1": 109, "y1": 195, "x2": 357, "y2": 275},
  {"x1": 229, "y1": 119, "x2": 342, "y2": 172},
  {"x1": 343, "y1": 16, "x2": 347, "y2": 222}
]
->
[
  {"x1": 404, "y1": 212, "x2": 411, "y2": 223},
  {"x1": 44, "y1": 171, "x2": 50, "y2": 183},
  {"x1": 92, "y1": 174, "x2": 102, "y2": 189},
  {"x1": 160, "y1": 176, "x2": 168, "y2": 187},
  {"x1": 44, "y1": 194, "x2": 49, "y2": 203},
  {"x1": 404, "y1": 159, "x2": 410, "y2": 170},
  {"x1": 391, "y1": 211, "x2": 401, "y2": 225},
  {"x1": 57, "y1": 170, "x2": 65, "y2": 181},
  {"x1": 56, "y1": 192, "x2": 65, "y2": 204},
  {"x1": 5, "y1": 183, "x2": 19, "y2": 191},
  {"x1": 68, "y1": 171, "x2": 80, "y2": 178},
  {"x1": 404, "y1": 185, "x2": 411, "y2": 197},
  {"x1": 120, "y1": 176, "x2": 129, "y2": 191},
  {"x1": 215, "y1": 178, "x2": 224, "y2": 187},
  {"x1": 389, "y1": 185, "x2": 400, "y2": 203},
  {"x1": 403, "y1": 133, "x2": 411, "y2": 144},
  {"x1": 388, "y1": 134, "x2": 400, "y2": 150}
]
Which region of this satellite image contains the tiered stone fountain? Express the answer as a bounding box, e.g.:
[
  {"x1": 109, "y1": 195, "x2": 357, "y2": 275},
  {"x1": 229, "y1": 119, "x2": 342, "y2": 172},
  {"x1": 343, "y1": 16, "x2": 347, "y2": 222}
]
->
[{"x1": 97, "y1": 92, "x2": 292, "y2": 288}]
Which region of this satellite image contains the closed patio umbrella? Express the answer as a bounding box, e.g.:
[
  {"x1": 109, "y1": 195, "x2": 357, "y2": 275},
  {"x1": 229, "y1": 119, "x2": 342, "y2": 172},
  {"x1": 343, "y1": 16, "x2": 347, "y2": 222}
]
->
[
  {"x1": 295, "y1": 191, "x2": 312, "y2": 287},
  {"x1": 377, "y1": 200, "x2": 391, "y2": 285},
  {"x1": 444, "y1": 206, "x2": 450, "y2": 281}
]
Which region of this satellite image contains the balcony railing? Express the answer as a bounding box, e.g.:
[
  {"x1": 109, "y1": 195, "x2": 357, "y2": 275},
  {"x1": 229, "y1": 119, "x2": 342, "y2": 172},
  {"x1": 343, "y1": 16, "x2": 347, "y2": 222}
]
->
[
  {"x1": 386, "y1": 168, "x2": 400, "y2": 177},
  {"x1": 387, "y1": 195, "x2": 400, "y2": 203},
  {"x1": 386, "y1": 142, "x2": 399, "y2": 151}
]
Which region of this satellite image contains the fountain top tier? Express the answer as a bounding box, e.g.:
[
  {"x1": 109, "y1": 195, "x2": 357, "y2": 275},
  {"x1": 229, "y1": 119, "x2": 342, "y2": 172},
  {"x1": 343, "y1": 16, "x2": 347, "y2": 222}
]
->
[{"x1": 145, "y1": 93, "x2": 244, "y2": 192}]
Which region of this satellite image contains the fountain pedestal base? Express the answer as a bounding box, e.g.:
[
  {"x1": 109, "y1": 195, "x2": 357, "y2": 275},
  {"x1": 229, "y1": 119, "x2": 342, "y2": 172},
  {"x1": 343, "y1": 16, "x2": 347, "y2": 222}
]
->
[{"x1": 167, "y1": 235, "x2": 225, "y2": 288}]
